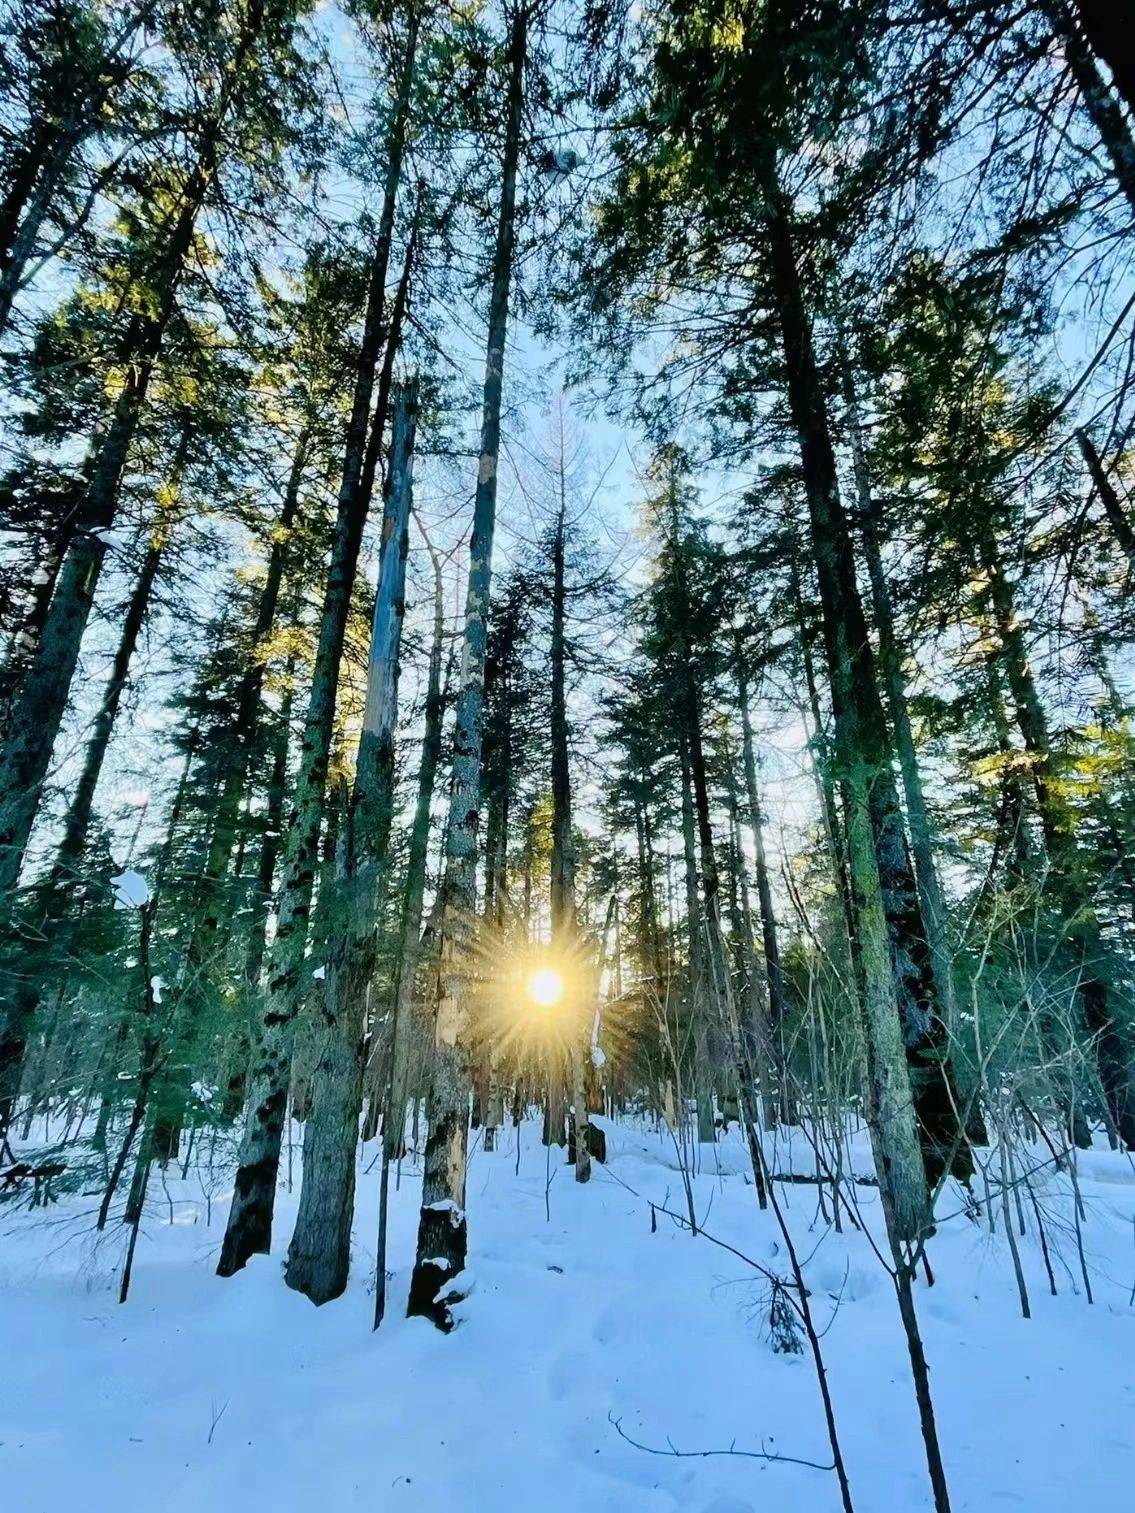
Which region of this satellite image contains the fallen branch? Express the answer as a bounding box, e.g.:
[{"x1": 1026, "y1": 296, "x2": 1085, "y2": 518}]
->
[
  {"x1": 608, "y1": 1411, "x2": 835, "y2": 1473},
  {"x1": 773, "y1": 1171, "x2": 877, "y2": 1188}
]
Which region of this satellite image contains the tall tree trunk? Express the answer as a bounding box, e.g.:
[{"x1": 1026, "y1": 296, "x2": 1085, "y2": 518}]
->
[
  {"x1": 373, "y1": 516, "x2": 447, "y2": 1327},
  {"x1": 0, "y1": 120, "x2": 81, "y2": 339},
  {"x1": 978, "y1": 653, "x2": 1033, "y2": 887},
  {"x1": 217, "y1": 18, "x2": 418, "y2": 1277},
  {"x1": 842, "y1": 355, "x2": 988, "y2": 1145},
  {"x1": 681, "y1": 671, "x2": 767, "y2": 1205},
  {"x1": 790, "y1": 565, "x2": 856, "y2": 938},
  {"x1": 765, "y1": 180, "x2": 944, "y2": 1239},
  {"x1": 359, "y1": 209, "x2": 419, "y2": 512},
  {"x1": 0, "y1": 83, "x2": 93, "y2": 341},
  {"x1": 192, "y1": 421, "x2": 312, "y2": 935},
  {"x1": 1071, "y1": 0, "x2": 1135, "y2": 116},
  {"x1": 285, "y1": 381, "x2": 419, "y2": 1304},
  {"x1": 482, "y1": 589, "x2": 523, "y2": 930},
  {"x1": 736, "y1": 657, "x2": 793, "y2": 1124},
  {"x1": 0, "y1": 126, "x2": 52, "y2": 332},
  {"x1": 222, "y1": 645, "x2": 298, "y2": 1121},
  {"x1": 724, "y1": 749, "x2": 775, "y2": 1132},
  {"x1": 241, "y1": 640, "x2": 300, "y2": 998},
  {"x1": 678, "y1": 733, "x2": 715, "y2": 1144},
  {"x1": 632, "y1": 784, "x2": 662, "y2": 989},
  {"x1": 0, "y1": 527, "x2": 70, "y2": 729},
  {"x1": 407, "y1": 2, "x2": 527, "y2": 1330},
  {"x1": 550, "y1": 504, "x2": 575, "y2": 941},
  {"x1": 548, "y1": 474, "x2": 589, "y2": 1183},
  {"x1": 841, "y1": 357, "x2": 956, "y2": 1012},
  {"x1": 657, "y1": 488, "x2": 764, "y2": 1192},
  {"x1": 1047, "y1": 0, "x2": 1135, "y2": 218}
]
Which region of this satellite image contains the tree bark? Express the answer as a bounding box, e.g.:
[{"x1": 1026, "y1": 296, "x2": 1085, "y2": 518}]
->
[
  {"x1": 736, "y1": 657, "x2": 793, "y2": 1124},
  {"x1": 724, "y1": 751, "x2": 776, "y2": 1132},
  {"x1": 0, "y1": 125, "x2": 52, "y2": 333},
  {"x1": 285, "y1": 381, "x2": 419, "y2": 1304},
  {"x1": 407, "y1": 2, "x2": 527, "y2": 1330},
  {"x1": 241, "y1": 635, "x2": 300, "y2": 999},
  {"x1": 373, "y1": 526, "x2": 447, "y2": 1327},
  {"x1": 678, "y1": 733, "x2": 715, "y2": 1144},
  {"x1": 841, "y1": 354, "x2": 987, "y2": 1147},
  {"x1": 548, "y1": 474, "x2": 590, "y2": 1183},
  {"x1": 1072, "y1": 0, "x2": 1135, "y2": 116},
  {"x1": 0, "y1": 527, "x2": 70, "y2": 729},
  {"x1": 765, "y1": 180, "x2": 942, "y2": 1239},
  {"x1": 1048, "y1": 0, "x2": 1135, "y2": 218},
  {"x1": 217, "y1": 17, "x2": 418, "y2": 1277}
]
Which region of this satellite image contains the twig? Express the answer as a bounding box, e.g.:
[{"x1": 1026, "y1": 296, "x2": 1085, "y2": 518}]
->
[
  {"x1": 208, "y1": 1398, "x2": 229, "y2": 1445},
  {"x1": 608, "y1": 1411, "x2": 835, "y2": 1473}
]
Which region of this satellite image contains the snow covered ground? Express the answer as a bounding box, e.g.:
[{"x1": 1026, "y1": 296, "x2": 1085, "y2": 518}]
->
[{"x1": 2, "y1": 1117, "x2": 1134, "y2": 1512}]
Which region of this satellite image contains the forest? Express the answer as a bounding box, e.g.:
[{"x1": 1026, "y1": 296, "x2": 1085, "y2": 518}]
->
[{"x1": 1, "y1": 1, "x2": 1134, "y2": 1510}]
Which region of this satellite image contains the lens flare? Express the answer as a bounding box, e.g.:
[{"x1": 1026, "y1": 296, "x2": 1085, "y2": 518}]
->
[{"x1": 526, "y1": 966, "x2": 565, "y2": 1008}]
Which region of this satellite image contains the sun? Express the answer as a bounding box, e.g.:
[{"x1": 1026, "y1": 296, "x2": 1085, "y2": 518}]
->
[{"x1": 526, "y1": 966, "x2": 565, "y2": 1008}]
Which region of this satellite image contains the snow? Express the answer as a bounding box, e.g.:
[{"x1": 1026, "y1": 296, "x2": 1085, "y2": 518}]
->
[
  {"x1": 91, "y1": 526, "x2": 131, "y2": 550},
  {"x1": 110, "y1": 869, "x2": 150, "y2": 911},
  {"x1": 2, "y1": 1118, "x2": 1134, "y2": 1512},
  {"x1": 150, "y1": 976, "x2": 164, "y2": 1004},
  {"x1": 424, "y1": 1197, "x2": 463, "y2": 1215}
]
